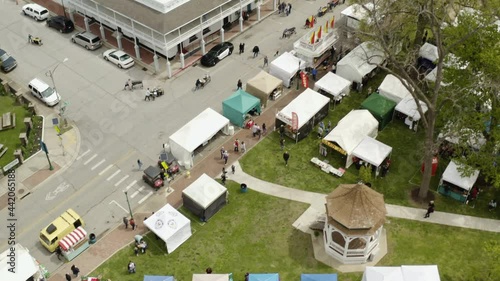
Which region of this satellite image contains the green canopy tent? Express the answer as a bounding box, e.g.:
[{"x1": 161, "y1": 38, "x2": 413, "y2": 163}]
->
[
  {"x1": 222, "y1": 90, "x2": 261, "y2": 127},
  {"x1": 361, "y1": 94, "x2": 396, "y2": 130}
]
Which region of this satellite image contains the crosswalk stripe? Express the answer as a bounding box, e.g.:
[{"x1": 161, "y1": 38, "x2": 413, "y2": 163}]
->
[
  {"x1": 76, "y1": 149, "x2": 91, "y2": 160},
  {"x1": 91, "y1": 159, "x2": 106, "y2": 171},
  {"x1": 106, "y1": 170, "x2": 121, "y2": 181},
  {"x1": 98, "y1": 164, "x2": 113, "y2": 175},
  {"x1": 83, "y1": 154, "x2": 97, "y2": 165},
  {"x1": 124, "y1": 180, "x2": 137, "y2": 191},
  {"x1": 114, "y1": 175, "x2": 130, "y2": 187},
  {"x1": 130, "y1": 186, "x2": 144, "y2": 198},
  {"x1": 138, "y1": 191, "x2": 154, "y2": 204}
]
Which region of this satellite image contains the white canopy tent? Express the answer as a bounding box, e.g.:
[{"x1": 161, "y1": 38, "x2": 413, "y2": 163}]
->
[
  {"x1": 182, "y1": 173, "x2": 227, "y2": 221},
  {"x1": 395, "y1": 96, "x2": 428, "y2": 121},
  {"x1": 362, "y1": 265, "x2": 441, "y2": 281},
  {"x1": 341, "y1": 3, "x2": 375, "y2": 30},
  {"x1": 314, "y1": 72, "x2": 352, "y2": 102},
  {"x1": 0, "y1": 244, "x2": 41, "y2": 281},
  {"x1": 169, "y1": 108, "x2": 230, "y2": 168},
  {"x1": 192, "y1": 274, "x2": 230, "y2": 281},
  {"x1": 269, "y1": 52, "x2": 306, "y2": 87},
  {"x1": 352, "y1": 136, "x2": 392, "y2": 167},
  {"x1": 336, "y1": 42, "x2": 386, "y2": 84},
  {"x1": 323, "y1": 110, "x2": 379, "y2": 168},
  {"x1": 419, "y1": 43, "x2": 439, "y2": 62},
  {"x1": 276, "y1": 88, "x2": 330, "y2": 128},
  {"x1": 144, "y1": 204, "x2": 192, "y2": 253},
  {"x1": 441, "y1": 160, "x2": 479, "y2": 192},
  {"x1": 378, "y1": 74, "x2": 411, "y2": 103}
]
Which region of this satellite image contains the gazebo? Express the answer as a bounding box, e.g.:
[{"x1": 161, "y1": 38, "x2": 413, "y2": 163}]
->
[{"x1": 323, "y1": 183, "x2": 387, "y2": 264}]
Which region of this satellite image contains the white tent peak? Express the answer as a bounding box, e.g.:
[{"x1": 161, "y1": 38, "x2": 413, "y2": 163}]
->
[{"x1": 378, "y1": 74, "x2": 411, "y2": 103}]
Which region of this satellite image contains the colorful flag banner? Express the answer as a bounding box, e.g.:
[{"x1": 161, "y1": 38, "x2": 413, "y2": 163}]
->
[
  {"x1": 317, "y1": 25, "x2": 322, "y2": 39},
  {"x1": 310, "y1": 30, "x2": 315, "y2": 44}
]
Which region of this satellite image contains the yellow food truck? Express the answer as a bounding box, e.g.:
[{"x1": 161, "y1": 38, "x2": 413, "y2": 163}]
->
[{"x1": 39, "y1": 209, "x2": 84, "y2": 252}]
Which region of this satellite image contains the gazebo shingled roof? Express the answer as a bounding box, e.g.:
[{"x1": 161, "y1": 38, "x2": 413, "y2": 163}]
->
[{"x1": 325, "y1": 183, "x2": 387, "y2": 233}]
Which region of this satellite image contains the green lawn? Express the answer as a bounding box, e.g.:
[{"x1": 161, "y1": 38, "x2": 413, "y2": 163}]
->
[
  {"x1": 240, "y1": 71, "x2": 500, "y2": 219},
  {"x1": 91, "y1": 181, "x2": 500, "y2": 281}
]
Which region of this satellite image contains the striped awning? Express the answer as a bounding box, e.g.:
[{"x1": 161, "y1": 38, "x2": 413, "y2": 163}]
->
[{"x1": 58, "y1": 226, "x2": 87, "y2": 251}]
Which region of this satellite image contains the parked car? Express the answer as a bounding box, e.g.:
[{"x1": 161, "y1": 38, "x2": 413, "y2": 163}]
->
[
  {"x1": 0, "y1": 48, "x2": 17, "y2": 73},
  {"x1": 22, "y1": 4, "x2": 49, "y2": 21},
  {"x1": 200, "y1": 42, "x2": 234, "y2": 67},
  {"x1": 71, "y1": 31, "x2": 102, "y2": 50},
  {"x1": 103, "y1": 49, "x2": 135, "y2": 69},
  {"x1": 142, "y1": 166, "x2": 164, "y2": 189},
  {"x1": 47, "y1": 16, "x2": 74, "y2": 33},
  {"x1": 28, "y1": 78, "x2": 61, "y2": 106}
]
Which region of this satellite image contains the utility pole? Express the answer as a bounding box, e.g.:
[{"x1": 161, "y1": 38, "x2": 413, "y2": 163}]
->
[{"x1": 124, "y1": 191, "x2": 133, "y2": 219}]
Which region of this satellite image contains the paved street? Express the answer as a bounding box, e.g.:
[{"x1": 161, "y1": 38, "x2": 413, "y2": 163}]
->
[{"x1": 0, "y1": 0, "x2": 349, "y2": 274}]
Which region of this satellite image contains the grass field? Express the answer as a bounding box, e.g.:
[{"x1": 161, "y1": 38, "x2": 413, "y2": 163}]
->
[
  {"x1": 0, "y1": 94, "x2": 30, "y2": 168},
  {"x1": 91, "y1": 181, "x2": 500, "y2": 281}
]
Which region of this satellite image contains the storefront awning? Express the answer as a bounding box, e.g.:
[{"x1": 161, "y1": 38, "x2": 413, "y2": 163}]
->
[{"x1": 59, "y1": 227, "x2": 87, "y2": 251}]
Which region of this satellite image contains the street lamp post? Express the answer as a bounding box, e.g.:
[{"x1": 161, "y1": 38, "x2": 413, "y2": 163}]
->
[
  {"x1": 46, "y1": 58, "x2": 68, "y2": 123},
  {"x1": 124, "y1": 191, "x2": 134, "y2": 219}
]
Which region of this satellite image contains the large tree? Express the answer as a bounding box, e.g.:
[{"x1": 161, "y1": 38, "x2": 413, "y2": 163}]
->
[{"x1": 349, "y1": 0, "x2": 500, "y2": 198}]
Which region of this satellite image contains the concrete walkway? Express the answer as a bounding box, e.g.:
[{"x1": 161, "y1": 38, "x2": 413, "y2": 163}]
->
[{"x1": 229, "y1": 162, "x2": 500, "y2": 233}]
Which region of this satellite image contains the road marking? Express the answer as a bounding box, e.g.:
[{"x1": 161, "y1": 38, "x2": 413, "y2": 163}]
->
[
  {"x1": 109, "y1": 200, "x2": 129, "y2": 213},
  {"x1": 130, "y1": 186, "x2": 144, "y2": 198},
  {"x1": 98, "y1": 164, "x2": 113, "y2": 175},
  {"x1": 46, "y1": 181, "x2": 71, "y2": 200},
  {"x1": 138, "y1": 191, "x2": 154, "y2": 204},
  {"x1": 114, "y1": 175, "x2": 130, "y2": 186},
  {"x1": 107, "y1": 170, "x2": 121, "y2": 181},
  {"x1": 124, "y1": 180, "x2": 137, "y2": 191},
  {"x1": 83, "y1": 154, "x2": 98, "y2": 165},
  {"x1": 91, "y1": 159, "x2": 106, "y2": 171},
  {"x1": 76, "y1": 149, "x2": 91, "y2": 160}
]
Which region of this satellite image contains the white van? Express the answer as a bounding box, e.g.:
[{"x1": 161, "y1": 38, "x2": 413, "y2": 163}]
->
[
  {"x1": 22, "y1": 4, "x2": 49, "y2": 21},
  {"x1": 28, "y1": 78, "x2": 61, "y2": 106}
]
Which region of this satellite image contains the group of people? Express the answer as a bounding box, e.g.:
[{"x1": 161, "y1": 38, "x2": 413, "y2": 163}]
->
[
  {"x1": 277, "y1": 2, "x2": 292, "y2": 16},
  {"x1": 251, "y1": 122, "x2": 266, "y2": 139},
  {"x1": 144, "y1": 88, "x2": 163, "y2": 101},
  {"x1": 64, "y1": 265, "x2": 80, "y2": 281},
  {"x1": 123, "y1": 216, "x2": 137, "y2": 230},
  {"x1": 317, "y1": 120, "x2": 332, "y2": 138},
  {"x1": 134, "y1": 239, "x2": 148, "y2": 255}
]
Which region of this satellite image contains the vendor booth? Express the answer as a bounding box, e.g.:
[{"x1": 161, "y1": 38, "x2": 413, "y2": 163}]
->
[
  {"x1": 314, "y1": 72, "x2": 352, "y2": 105},
  {"x1": 340, "y1": 3, "x2": 375, "y2": 30},
  {"x1": 245, "y1": 71, "x2": 284, "y2": 107},
  {"x1": 361, "y1": 94, "x2": 396, "y2": 130},
  {"x1": 377, "y1": 74, "x2": 411, "y2": 103},
  {"x1": 394, "y1": 96, "x2": 428, "y2": 131},
  {"x1": 293, "y1": 27, "x2": 341, "y2": 68},
  {"x1": 322, "y1": 110, "x2": 379, "y2": 168},
  {"x1": 144, "y1": 204, "x2": 192, "y2": 253},
  {"x1": 418, "y1": 43, "x2": 439, "y2": 71},
  {"x1": 58, "y1": 226, "x2": 90, "y2": 261},
  {"x1": 169, "y1": 108, "x2": 230, "y2": 168},
  {"x1": 222, "y1": 89, "x2": 261, "y2": 127},
  {"x1": 192, "y1": 274, "x2": 231, "y2": 281},
  {"x1": 301, "y1": 274, "x2": 338, "y2": 281},
  {"x1": 336, "y1": 42, "x2": 386, "y2": 85},
  {"x1": 438, "y1": 160, "x2": 479, "y2": 203},
  {"x1": 352, "y1": 136, "x2": 392, "y2": 176},
  {"x1": 182, "y1": 173, "x2": 228, "y2": 221},
  {"x1": 362, "y1": 265, "x2": 441, "y2": 281},
  {"x1": 144, "y1": 276, "x2": 174, "y2": 281},
  {"x1": 0, "y1": 244, "x2": 48, "y2": 281},
  {"x1": 275, "y1": 88, "x2": 330, "y2": 142},
  {"x1": 248, "y1": 273, "x2": 280, "y2": 281},
  {"x1": 269, "y1": 52, "x2": 306, "y2": 87}
]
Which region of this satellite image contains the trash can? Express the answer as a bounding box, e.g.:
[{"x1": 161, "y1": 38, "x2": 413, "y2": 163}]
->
[
  {"x1": 89, "y1": 233, "x2": 96, "y2": 244},
  {"x1": 240, "y1": 183, "x2": 248, "y2": 193}
]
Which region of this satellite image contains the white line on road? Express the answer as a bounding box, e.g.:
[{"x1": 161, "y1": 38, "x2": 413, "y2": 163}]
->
[
  {"x1": 130, "y1": 186, "x2": 144, "y2": 198},
  {"x1": 109, "y1": 200, "x2": 129, "y2": 213},
  {"x1": 76, "y1": 149, "x2": 91, "y2": 160},
  {"x1": 83, "y1": 154, "x2": 98, "y2": 165},
  {"x1": 106, "y1": 170, "x2": 121, "y2": 181},
  {"x1": 114, "y1": 175, "x2": 130, "y2": 187},
  {"x1": 124, "y1": 180, "x2": 137, "y2": 191},
  {"x1": 98, "y1": 164, "x2": 113, "y2": 175},
  {"x1": 138, "y1": 191, "x2": 154, "y2": 204},
  {"x1": 91, "y1": 159, "x2": 106, "y2": 171}
]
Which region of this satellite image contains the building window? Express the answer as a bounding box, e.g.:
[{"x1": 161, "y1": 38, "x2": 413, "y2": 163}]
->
[
  {"x1": 202, "y1": 28, "x2": 211, "y2": 35},
  {"x1": 189, "y1": 35, "x2": 198, "y2": 43}
]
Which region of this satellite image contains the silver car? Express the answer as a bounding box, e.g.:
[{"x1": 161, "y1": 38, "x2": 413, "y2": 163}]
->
[{"x1": 71, "y1": 31, "x2": 102, "y2": 50}]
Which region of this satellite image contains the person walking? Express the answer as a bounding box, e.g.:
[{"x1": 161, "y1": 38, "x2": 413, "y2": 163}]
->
[
  {"x1": 223, "y1": 150, "x2": 229, "y2": 164},
  {"x1": 124, "y1": 79, "x2": 132, "y2": 90},
  {"x1": 263, "y1": 56, "x2": 268, "y2": 67},
  {"x1": 144, "y1": 89, "x2": 151, "y2": 101},
  {"x1": 137, "y1": 159, "x2": 143, "y2": 170},
  {"x1": 239, "y1": 43, "x2": 245, "y2": 54},
  {"x1": 279, "y1": 124, "x2": 285, "y2": 138},
  {"x1": 231, "y1": 164, "x2": 236, "y2": 174},
  {"x1": 424, "y1": 201, "x2": 435, "y2": 218},
  {"x1": 128, "y1": 261, "x2": 136, "y2": 273},
  {"x1": 280, "y1": 138, "x2": 285, "y2": 150},
  {"x1": 234, "y1": 139, "x2": 239, "y2": 152},
  {"x1": 252, "y1": 123, "x2": 259, "y2": 137},
  {"x1": 241, "y1": 141, "x2": 246, "y2": 153},
  {"x1": 71, "y1": 265, "x2": 80, "y2": 277},
  {"x1": 262, "y1": 123, "x2": 267, "y2": 135},
  {"x1": 283, "y1": 151, "x2": 290, "y2": 166},
  {"x1": 55, "y1": 246, "x2": 63, "y2": 260},
  {"x1": 28, "y1": 34, "x2": 32, "y2": 43},
  {"x1": 130, "y1": 218, "x2": 136, "y2": 230},
  {"x1": 220, "y1": 147, "x2": 225, "y2": 159},
  {"x1": 311, "y1": 68, "x2": 318, "y2": 81},
  {"x1": 237, "y1": 79, "x2": 243, "y2": 90},
  {"x1": 288, "y1": 3, "x2": 292, "y2": 15},
  {"x1": 221, "y1": 173, "x2": 227, "y2": 185},
  {"x1": 123, "y1": 217, "x2": 129, "y2": 229},
  {"x1": 317, "y1": 126, "x2": 323, "y2": 138},
  {"x1": 65, "y1": 273, "x2": 72, "y2": 281},
  {"x1": 252, "y1": 46, "x2": 260, "y2": 58}
]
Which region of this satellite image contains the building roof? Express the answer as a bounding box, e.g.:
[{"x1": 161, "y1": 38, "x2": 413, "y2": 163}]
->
[
  {"x1": 325, "y1": 184, "x2": 386, "y2": 233},
  {"x1": 94, "y1": 0, "x2": 230, "y2": 34}
]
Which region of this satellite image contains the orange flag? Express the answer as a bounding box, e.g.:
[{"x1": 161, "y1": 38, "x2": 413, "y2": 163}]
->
[
  {"x1": 310, "y1": 30, "x2": 316, "y2": 44},
  {"x1": 325, "y1": 20, "x2": 329, "y2": 33},
  {"x1": 310, "y1": 16, "x2": 314, "y2": 28},
  {"x1": 317, "y1": 25, "x2": 322, "y2": 39},
  {"x1": 331, "y1": 16, "x2": 335, "y2": 28}
]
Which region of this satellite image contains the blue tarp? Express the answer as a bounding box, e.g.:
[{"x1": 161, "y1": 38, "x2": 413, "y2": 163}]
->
[
  {"x1": 248, "y1": 273, "x2": 280, "y2": 281},
  {"x1": 144, "y1": 276, "x2": 174, "y2": 281},
  {"x1": 301, "y1": 274, "x2": 338, "y2": 281}
]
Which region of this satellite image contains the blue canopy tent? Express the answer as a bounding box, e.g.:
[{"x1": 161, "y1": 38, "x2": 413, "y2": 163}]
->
[
  {"x1": 222, "y1": 89, "x2": 261, "y2": 127},
  {"x1": 248, "y1": 273, "x2": 280, "y2": 281},
  {"x1": 144, "y1": 276, "x2": 174, "y2": 281},
  {"x1": 301, "y1": 274, "x2": 338, "y2": 281}
]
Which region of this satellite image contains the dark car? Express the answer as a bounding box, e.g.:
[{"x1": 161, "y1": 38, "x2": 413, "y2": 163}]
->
[
  {"x1": 142, "y1": 165, "x2": 164, "y2": 189},
  {"x1": 200, "y1": 42, "x2": 234, "y2": 67},
  {"x1": 47, "y1": 16, "x2": 74, "y2": 33},
  {"x1": 0, "y1": 48, "x2": 17, "y2": 72}
]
